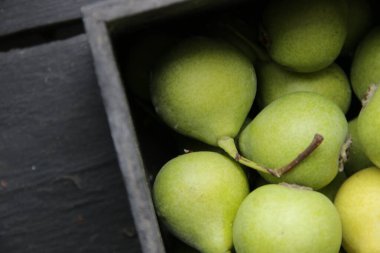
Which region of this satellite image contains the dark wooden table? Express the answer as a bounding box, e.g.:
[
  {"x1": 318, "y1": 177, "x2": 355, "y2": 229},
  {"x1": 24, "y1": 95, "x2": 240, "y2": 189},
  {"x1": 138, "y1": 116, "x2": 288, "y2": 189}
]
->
[{"x1": 0, "y1": 1, "x2": 141, "y2": 252}]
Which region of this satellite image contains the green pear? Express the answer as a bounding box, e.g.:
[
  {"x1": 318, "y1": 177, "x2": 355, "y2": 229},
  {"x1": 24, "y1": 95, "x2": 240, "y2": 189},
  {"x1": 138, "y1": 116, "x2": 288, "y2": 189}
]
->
[
  {"x1": 334, "y1": 167, "x2": 380, "y2": 253},
  {"x1": 153, "y1": 151, "x2": 249, "y2": 253},
  {"x1": 261, "y1": 0, "x2": 347, "y2": 72},
  {"x1": 151, "y1": 36, "x2": 311, "y2": 177},
  {"x1": 341, "y1": 0, "x2": 372, "y2": 56},
  {"x1": 357, "y1": 85, "x2": 380, "y2": 167},
  {"x1": 233, "y1": 183, "x2": 342, "y2": 253},
  {"x1": 344, "y1": 118, "x2": 373, "y2": 176},
  {"x1": 256, "y1": 61, "x2": 351, "y2": 113},
  {"x1": 239, "y1": 92, "x2": 348, "y2": 189},
  {"x1": 351, "y1": 27, "x2": 380, "y2": 100},
  {"x1": 151, "y1": 36, "x2": 256, "y2": 147}
]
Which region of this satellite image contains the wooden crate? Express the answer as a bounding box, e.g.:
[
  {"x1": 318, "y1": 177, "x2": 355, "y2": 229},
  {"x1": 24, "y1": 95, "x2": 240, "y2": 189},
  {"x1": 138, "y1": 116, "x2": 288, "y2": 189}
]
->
[{"x1": 82, "y1": 0, "x2": 258, "y2": 252}]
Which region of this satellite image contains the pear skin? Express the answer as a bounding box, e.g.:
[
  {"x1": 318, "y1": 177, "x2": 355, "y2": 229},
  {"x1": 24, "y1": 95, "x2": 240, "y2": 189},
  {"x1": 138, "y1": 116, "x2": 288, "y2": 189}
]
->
[
  {"x1": 357, "y1": 85, "x2": 380, "y2": 167},
  {"x1": 335, "y1": 167, "x2": 380, "y2": 253},
  {"x1": 344, "y1": 118, "x2": 373, "y2": 176},
  {"x1": 153, "y1": 151, "x2": 249, "y2": 253},
  {"x1": 151, "y1": 37, "x2": 256, "y2": 146},
  {"x1": 233, "y1": 184, "x2": 342, "y2": 253},
  {"x1": 261, "y1": 0, "x2": 347, "y2": 72},
  {"x1": 239, "y1": 92, "x2": 348, "y2": 189},
  {"x1": 351, "y1": 27, "x2": 380, "y2": 100},
  {"x1": 256, "y1": 61, "x2": 351, "y2": 113}
]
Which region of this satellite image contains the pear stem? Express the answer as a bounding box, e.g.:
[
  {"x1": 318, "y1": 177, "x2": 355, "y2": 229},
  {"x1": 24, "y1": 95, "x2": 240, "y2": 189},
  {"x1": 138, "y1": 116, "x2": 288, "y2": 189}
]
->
[
  {"x1": 217, "y1": 136, "x2": 270, "y2": 174},
  {"x1": 217, "y1": 134, "x2": 324, "y2": 178}
]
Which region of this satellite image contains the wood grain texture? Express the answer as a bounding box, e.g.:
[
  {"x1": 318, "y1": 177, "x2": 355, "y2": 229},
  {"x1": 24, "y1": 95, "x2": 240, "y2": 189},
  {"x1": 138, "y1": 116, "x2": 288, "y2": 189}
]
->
[
  {"x1": 0, "y1": 34, "x2": 141, "y2": 253},
  {"x1": 0, "y1": 0, "x2": 104, "y2": 37}
]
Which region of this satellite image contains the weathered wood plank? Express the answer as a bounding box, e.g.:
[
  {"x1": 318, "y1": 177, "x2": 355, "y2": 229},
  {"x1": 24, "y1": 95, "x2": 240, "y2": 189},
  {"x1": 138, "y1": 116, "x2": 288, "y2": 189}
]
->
[
  {"x1": 0, "y1": 34, "x2": 141, "y2": 252},
  {"x1": 0, "y1": 0, "x2": 105, "y2": 37}
]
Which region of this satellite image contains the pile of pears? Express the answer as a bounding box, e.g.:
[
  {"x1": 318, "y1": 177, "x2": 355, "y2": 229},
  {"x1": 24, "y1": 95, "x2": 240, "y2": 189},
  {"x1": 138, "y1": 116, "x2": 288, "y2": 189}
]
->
[{"x1": 125, "y1": 0, "x2": 380, "y2": 252}]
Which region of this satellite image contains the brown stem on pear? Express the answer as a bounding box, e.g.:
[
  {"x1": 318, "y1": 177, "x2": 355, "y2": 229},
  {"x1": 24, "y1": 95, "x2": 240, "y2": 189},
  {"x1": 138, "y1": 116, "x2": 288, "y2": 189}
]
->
[
  {"x1": 269, "y1": 134, "x2": 324, "y2": 177},
  {"x1": 338, "y1": 135, "x2": 352, "y2": 172},
  {"x1": 218, "y1": 134, "x2": 324, "y2": 178},
  {"x1": 361, "y1": 84, "x2": 378, "y2": 107}
]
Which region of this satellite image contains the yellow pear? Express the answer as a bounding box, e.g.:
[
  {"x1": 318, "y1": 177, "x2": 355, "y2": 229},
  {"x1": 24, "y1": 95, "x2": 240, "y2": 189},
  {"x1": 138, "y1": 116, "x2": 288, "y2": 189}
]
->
[{"x1": 334, "y1": 167, "x2": 380, "y2": 253}]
